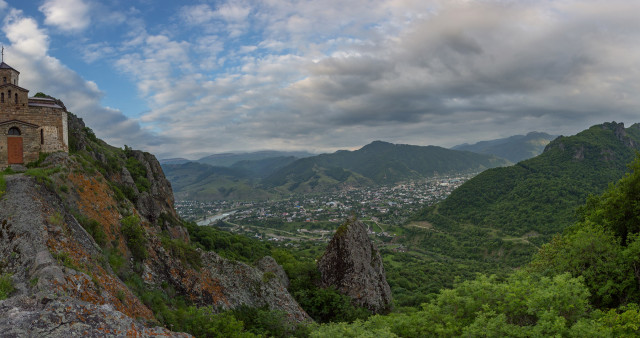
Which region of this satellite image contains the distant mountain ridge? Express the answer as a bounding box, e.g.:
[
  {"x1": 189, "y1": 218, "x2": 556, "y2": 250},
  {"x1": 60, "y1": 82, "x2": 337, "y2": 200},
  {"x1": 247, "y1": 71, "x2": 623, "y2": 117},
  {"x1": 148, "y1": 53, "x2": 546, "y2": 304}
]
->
[
  {"x1": 197, "y1": 150, "x2": 315, "y2": 167},
  {"x1": 263, "y1": 141, "x2": 510, "y2": 193},
  {"x1": 162, "y1": 140, "x2": 510, "y2": 200},
  {"x1": 159, "y1": 157, "x2": 190, "y2": 165},
  {"x1": 452, "y1": 132, "x2": 557, "y2": 163}
]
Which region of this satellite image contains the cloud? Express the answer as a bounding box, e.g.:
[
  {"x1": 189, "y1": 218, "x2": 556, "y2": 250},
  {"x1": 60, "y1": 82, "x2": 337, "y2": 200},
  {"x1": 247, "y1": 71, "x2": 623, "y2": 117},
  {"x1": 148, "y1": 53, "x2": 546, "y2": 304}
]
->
[
  {"x1": 7, "y1": 0, "x2": 640, "y2": 158},
  {"x1": 179, "y1": 3, "x2": 251, "y2": 37},
  {"x1": 2, "y1": 9, "x2": 166, "y2": 151},
  {"x1": 39, "y1": 0, "x2": 91, "y2": 33}
]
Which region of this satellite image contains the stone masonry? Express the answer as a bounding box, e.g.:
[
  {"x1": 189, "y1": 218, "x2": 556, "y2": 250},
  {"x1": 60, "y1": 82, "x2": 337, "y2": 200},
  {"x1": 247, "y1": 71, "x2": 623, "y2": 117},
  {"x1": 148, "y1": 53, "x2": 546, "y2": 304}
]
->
[{"x1": 0, "y1": 61, "x2": 68, "y2": 167}]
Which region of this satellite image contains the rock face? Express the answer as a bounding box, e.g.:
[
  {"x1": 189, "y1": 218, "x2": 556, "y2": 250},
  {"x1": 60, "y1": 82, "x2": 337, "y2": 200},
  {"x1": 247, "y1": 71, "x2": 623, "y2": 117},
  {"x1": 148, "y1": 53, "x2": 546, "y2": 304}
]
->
[
  {"x1": 0, "y1": 296, "x2": 188, "y2": 337},
  {"x1": 68, "y1": 113, "x2": 178, "y2": 226},
  {"x1": 142, "y1": 244, "x2": 308, "y2": 322},
  {"x1": 0, "y1": 115, "x2": 310, "y2": 335},
  {"x1": 257, "y1": 256, "x2": 290, "y2": 289},
  {"x1": 0, "y1": 175, "x2": 180, "y2": 335},
  {"x1": 318, "y1": 218, "x2": 393, "y2": 314}
]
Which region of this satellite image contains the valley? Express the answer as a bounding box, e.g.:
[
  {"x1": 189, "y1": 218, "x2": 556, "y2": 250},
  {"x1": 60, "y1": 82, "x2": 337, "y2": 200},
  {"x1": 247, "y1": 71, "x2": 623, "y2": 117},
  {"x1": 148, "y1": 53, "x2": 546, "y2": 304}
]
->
[{"x1": 177, "y1": 173, "x2": 474, "y2": 244}]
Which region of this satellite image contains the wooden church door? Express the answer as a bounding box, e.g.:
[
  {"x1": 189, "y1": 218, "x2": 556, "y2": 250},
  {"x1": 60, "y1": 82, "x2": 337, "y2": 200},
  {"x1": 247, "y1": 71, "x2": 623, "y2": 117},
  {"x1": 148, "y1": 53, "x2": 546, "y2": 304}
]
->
[
  {"x1": 8, "y1": 137, "x2": 23, "y2": 164},
  {"x1": 7, "y1": 127, "x2": 23, "y2": 164}
]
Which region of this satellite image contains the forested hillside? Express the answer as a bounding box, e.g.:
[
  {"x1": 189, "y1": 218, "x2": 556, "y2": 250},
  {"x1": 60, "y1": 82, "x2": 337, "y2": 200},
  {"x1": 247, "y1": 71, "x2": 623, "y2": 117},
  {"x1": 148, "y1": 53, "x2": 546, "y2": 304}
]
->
[
  {"x1": 163, "y1": 140, "x2": 510, "y2": 200},
  {"x1": 417, "y1": 122, "x2": 640, "y2": 245},
  {"x1": 378, "y1": 122, "x2": 640, "y2": 306},
  {"x1": 162, "y1": 161, "x2": 280, "y2": 201},
  {"x1": 311, "y1": 146, "x2": 640, "y2": 337}
]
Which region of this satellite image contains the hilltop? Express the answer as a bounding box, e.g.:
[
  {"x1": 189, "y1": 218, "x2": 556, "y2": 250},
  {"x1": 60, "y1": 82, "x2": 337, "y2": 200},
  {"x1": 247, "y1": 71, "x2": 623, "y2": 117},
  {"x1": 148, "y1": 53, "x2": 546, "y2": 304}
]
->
[{"x1": 264, "y1": 141, "x2": 509, "y2": 192}]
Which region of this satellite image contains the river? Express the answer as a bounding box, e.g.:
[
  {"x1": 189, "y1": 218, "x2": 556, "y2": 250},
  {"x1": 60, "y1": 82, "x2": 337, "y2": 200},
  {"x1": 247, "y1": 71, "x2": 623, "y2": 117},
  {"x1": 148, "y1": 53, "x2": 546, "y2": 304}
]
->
[{"x1": 196, "y1": 210, "x2": 237, "y2": 226}]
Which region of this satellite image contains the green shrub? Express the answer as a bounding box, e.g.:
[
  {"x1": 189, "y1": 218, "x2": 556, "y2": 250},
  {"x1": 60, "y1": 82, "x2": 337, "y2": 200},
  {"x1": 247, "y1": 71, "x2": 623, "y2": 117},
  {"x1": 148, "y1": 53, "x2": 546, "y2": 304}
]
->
[
  {"x1": 52, "y1": 251, "x2": 79, "y2": 270},
  {"x1": 121, "y1": 215, "x2": 147, "y2": 261},
  {"x1": 125, "y1": 157, "x2": 150, "y2": 193},
  {"x1": 48, "y1": 212, "x2": 64, "y2": 226},
  {"x1": 26, "y1": 152, "x2": 50, "y2": 168},
  {"x1": 75, "y1": 213, "x2": 107, "y2": 247},
  {"x1": 160, "y1": 234, "x2": 201, "y2": 270},
  {"x1": 0, "y1": 273, "x2": 14, "y2": 300},
  {"x1": 106, "y1": 248, "x2": 125, "y2": 274}
]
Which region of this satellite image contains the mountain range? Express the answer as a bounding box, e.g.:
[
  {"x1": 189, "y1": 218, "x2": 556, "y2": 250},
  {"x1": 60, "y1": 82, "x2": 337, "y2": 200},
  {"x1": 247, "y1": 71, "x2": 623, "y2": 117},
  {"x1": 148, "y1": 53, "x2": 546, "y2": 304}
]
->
[
  {"x1": 162, "y1": 140, "x2": 510, "y2": 200},
  {"x1": 452, "y1": 131, "x2": 557, "y2": 163},
  {"x1": 193, "y1": 150, "x2": 315, "y2": 167}
]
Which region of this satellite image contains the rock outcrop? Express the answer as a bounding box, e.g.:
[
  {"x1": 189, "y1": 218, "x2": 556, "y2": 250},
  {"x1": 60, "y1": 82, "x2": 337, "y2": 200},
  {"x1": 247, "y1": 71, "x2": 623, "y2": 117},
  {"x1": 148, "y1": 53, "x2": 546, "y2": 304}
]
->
[
  {"x1": 142, "y1": 241, "x2": 308, "y2": 321},
  {"x1": 257, "y1": 256, "x2": 290, "y2": 289},
  {"x1": 0, "y1": 174, "x2": 181, "y2": 335},
  {"x1": 0, "y1": 114, "x2": 310, "y2": 334},
  {"x1": 67, "y1": 113, "x2": 178, "y2": 226},
  {"x1": 318, "y1": 218, "x2": 393, "y2": 314}
]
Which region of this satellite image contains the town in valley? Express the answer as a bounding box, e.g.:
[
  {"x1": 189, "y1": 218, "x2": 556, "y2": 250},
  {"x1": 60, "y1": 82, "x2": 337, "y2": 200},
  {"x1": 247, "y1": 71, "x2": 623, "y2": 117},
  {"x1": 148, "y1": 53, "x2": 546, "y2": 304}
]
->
[{"x1": 175, "y1": 173, "x2": 476, "y2": 244}]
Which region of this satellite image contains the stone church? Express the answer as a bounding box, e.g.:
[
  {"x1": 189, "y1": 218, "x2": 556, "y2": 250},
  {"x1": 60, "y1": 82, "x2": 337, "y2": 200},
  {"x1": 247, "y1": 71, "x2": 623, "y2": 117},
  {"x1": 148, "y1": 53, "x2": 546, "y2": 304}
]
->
[{"x1": 0, "y1": 61, "x2": 68, "y2": 167}]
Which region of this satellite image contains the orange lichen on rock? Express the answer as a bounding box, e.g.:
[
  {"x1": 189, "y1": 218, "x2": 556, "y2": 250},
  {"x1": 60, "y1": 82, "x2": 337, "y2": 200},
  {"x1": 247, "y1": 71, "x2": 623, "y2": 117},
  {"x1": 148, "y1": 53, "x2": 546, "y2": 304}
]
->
[
  {"x1": 195, "y1": 271, "x2": 228, "y2": 306},
  {"x1": 43, "y1": 202, "x2": 155, "y2": 321},
  {"x1": 67, "y1": 171, "x2": 122, "y2": 242}
]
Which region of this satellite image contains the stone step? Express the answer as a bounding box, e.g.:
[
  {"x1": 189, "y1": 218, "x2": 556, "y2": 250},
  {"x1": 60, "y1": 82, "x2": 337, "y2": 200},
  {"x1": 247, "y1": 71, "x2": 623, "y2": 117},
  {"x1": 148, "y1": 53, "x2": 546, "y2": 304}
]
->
[{"x1": 8, "y1": 164, "x2": 27, "y2": 172}]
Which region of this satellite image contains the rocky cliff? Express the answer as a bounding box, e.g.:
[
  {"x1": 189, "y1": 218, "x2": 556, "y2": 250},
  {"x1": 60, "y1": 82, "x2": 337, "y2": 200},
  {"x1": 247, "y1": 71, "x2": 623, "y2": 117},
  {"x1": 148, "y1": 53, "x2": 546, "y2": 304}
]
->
[
  {"x1": 0, "y1": 112, "x2": 308, "y2": 335},
  {"x1": 318, "y1": 218, "x2": 393, "y2": 314}
]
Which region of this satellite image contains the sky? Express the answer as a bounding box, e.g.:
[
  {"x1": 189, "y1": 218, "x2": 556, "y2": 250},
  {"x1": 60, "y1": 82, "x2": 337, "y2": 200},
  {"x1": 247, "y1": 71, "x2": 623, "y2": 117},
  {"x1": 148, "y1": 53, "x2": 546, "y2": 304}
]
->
[{"x1": 0, "y1": 0, "x2": 639, "y2": 159}]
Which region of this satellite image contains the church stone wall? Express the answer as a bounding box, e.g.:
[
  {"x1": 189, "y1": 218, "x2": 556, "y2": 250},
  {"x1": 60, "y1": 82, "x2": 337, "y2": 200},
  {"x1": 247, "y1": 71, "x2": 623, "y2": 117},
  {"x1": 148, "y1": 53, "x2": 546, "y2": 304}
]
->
[{"x1": 27, "y1": 106, "x2": 68, "y2": 152}]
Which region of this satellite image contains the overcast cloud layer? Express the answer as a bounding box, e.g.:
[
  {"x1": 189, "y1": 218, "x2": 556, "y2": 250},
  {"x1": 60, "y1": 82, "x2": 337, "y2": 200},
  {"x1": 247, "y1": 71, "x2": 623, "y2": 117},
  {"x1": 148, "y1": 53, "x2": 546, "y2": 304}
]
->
[{"x1": 1, "y1": 0, "x2": 639, "y2": 158}]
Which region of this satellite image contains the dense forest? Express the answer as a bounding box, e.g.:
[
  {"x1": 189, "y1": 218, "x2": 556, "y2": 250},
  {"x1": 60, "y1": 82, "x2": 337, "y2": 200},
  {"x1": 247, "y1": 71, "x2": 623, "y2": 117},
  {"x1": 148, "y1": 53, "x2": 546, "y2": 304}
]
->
[{"x1": 308, "y1": 154, "x2": 640, "y2": 336}]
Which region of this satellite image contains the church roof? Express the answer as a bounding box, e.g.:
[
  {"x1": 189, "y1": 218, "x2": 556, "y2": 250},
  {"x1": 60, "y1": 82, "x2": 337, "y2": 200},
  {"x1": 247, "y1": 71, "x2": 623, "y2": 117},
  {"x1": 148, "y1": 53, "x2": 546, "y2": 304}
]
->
[
  {"x1": 28, "y1": 97, "x2": 63, "y2": 109},
  {"x1": 0, "y1": 83, "x2": 28, "y2": 91},
  {"x1": 0, "y1": 62, "x2": 19, "y2": 73}
]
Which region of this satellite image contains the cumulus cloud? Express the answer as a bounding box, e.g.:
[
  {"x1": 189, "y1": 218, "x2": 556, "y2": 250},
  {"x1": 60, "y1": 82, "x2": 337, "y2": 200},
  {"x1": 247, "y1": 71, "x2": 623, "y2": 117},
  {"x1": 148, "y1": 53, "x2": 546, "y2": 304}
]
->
[
  {"x1": 4, "y1": 0, "x2": 640, "y2": 158},
  {"x1": 101, "y1": 0, "x2": 640, "y2": 157},
  {"x1": 2, "y1": 8, "x2": 166, "y2": 151},
  {"x1": 39, "y1": 0, "x2": 91, "y2": 33},
  {"x1": 180, "y1": 2, "x2": 251, "y2": 37}
]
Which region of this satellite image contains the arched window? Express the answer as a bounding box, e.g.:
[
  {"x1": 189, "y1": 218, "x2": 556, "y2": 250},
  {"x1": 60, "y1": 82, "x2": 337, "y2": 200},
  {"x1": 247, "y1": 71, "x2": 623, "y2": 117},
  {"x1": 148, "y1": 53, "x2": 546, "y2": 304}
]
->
[
  {"x1": 8, "y1": 127, "x2": 20, "y2": 136},
  {"x1": 2, "y1": 77, "x2": 5, "y2": 84},
  {"x1": 40, "y1": 129, "x2": 44, "y2": 144},
  {"x1": 14, "y1": 93, "x2": 17, "y2": 104},
  {"x1": 1, "y1": 93, "x2": 4, "y2": 103}
]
